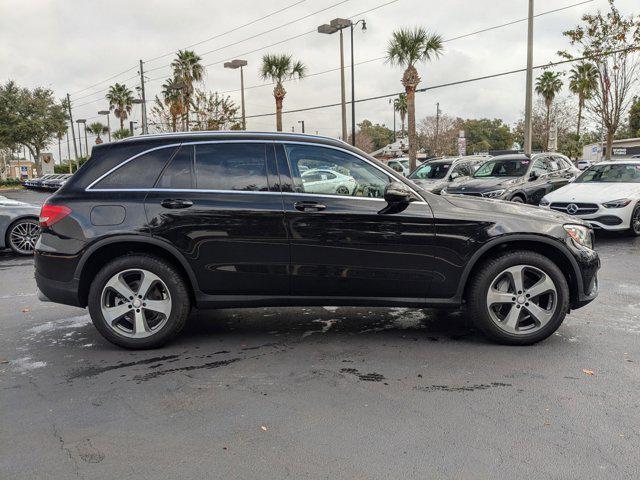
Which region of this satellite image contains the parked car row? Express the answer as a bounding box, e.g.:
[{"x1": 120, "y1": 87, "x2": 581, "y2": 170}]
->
[{"x1": 23, "y1": 173, "x2": 72, "y2": 190}]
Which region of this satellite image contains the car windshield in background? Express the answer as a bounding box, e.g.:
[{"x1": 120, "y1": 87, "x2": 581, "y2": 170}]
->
[
  {"x1": 576, "y1": 163, "x2": 640, "y2": 183},
  {"x1": 474, "y1": 159, "x2": 530, "y2": 178},
  {"x1": 408, "y1": 163, "x2": 451, "y2": 180}
]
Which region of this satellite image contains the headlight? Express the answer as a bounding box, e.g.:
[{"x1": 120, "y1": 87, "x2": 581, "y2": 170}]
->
[
  {"x1": 482, "y1": 189, "x2": 505, "y2": 198},
  {"x1": 440, "y1": 187, "x2": 448, "y2": 195},
  {"x1": 564, "y1": 224, "x2": 593, "y2": 250},
  {"x1": 602, "y1": 198, "x2": 632, "y2": 208},
  {"x1": 539, "y1": 197, "x2": 550, "y2": 207}
]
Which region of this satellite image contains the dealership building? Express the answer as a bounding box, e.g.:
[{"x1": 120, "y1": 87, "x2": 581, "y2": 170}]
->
[{"x1": 582, "y1": 137, "x2": 640, "y2": 162}]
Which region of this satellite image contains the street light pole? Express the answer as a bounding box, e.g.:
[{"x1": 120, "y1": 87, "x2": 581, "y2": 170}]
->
[
  {"x1": 98, "y1": 110, "x2": 111, "y2": 142},
  {"x1": 435, "y1": 103, "x2": 441, "y2": 156},
  {"x1": 298, "y1": 120, "x2": 305, "y2": 133},
  {"x1": 224, "y1": 59, "x2": 248, "y2": 130},
  {"x1": 349, "y1": 20, "x2": 366, "y2": 147},
  {"x1": 389, "y1": 98, "x2": 396, "y2": 142},
  {"x1": 523, "y1": 0, "x2": 534, "y2": 154}
]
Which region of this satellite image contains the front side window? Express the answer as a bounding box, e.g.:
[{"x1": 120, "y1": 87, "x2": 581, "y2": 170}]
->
[
  {"x1": 156, "y1": 145, "x2": 193, "y2": 189},
  {"x1": 195, "y1": 143, "x2": 269, "y2": 191},
  {"x1": 531, "y1": 158, "x2": 551, "y2": 177},
  {"x1": 92, "y1": 146, "x2": 178, "y2": 189},
  {"x1": 474, "y1": 159, "x2": 530, "y2": 178},
  {"x1": 409, "y1": 163, "x2": 451, "y2": 180},
  {"x1": 285, "y1": 144, "x2": 390, "y2": 198}
]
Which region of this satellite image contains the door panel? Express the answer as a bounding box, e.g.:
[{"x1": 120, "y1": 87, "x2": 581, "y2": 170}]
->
[
  {"x1": 145, "y1": 142, "x2": 289, "y2": 296},
  {"x1": 278, "y1": 143, "x2": 436, "y2": 298}
]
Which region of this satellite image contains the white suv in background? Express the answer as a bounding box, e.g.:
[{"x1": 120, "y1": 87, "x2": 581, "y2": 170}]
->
[{"x1": 540, "y1": 160, "x2": 640, "y2": 235}]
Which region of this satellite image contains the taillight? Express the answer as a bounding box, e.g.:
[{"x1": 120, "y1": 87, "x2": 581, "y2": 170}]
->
[{"x1": 39, "y1": 204, "x2": 71, "y2": 228}]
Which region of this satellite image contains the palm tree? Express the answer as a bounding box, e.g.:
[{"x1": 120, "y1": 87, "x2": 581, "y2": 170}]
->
[
  {"x1": 568, "y1": 63, "x2": 598, "y2": 138},
  {"x1": 171, "y1": 50, "x2": 204, "y2": 131},
  {"x1": 161, "y1": 77, "x2": 185, "y2": 132},
  {"x1": 106, "y1": 83, "x2": 134, "y2": 130},
  {"x1": 393, "y1": 93, "x2": 408, "y2": 138},
  {"x1": 86, "y1": 122, "x2": 109, "y2": 144},
  {"x1": 260, "y1": 54, "x2": 306, "y2": 132},
  {"x1": 535, "y1": 71, "x2": 563, "y2": 151},
  {"x1": 386, "y1": 27, "x2": 444, "y2": 171},
  {"x1": 112, "y1": 128, "x2": 132, "y2": 140}
]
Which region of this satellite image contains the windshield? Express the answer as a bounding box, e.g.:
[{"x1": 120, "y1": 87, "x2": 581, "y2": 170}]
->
[
  {"x1": 474, "y1": 159, "x2": 530, "y2": 178},
  {"x1": 575, "y1": 163, "x2": 640, "y2": 183},
  {"x1": 408, "y1": 163, "x2": 451, "y2": 180}
]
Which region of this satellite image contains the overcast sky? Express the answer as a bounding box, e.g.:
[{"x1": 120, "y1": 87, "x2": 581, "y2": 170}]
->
[{"x1": 1, "y1": 0, "x2": 637, "y2": 159}]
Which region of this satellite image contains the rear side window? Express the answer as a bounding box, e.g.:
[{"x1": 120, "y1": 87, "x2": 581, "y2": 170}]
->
[
  {"x1": 92, "y1": 146, "x2": 177, "y2": 189},
  {"x1": 156, "y1": 145, "x2": 194, "y2": 189},
  {"x1": 195, "y1": 143, "x2": 268, "y2": 191}
]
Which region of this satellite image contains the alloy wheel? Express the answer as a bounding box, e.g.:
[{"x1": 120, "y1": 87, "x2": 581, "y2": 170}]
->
[
  {"x1": 100, "y1": 269, "x2": 172, "y2": 338},
  {"x1": 8, "y1": 219, "x2": 39, "y2": 255},
  {"x1": 486, "y1": 264, "x2": 557, "y2": 335},
  {"x1": 633, "y1": 206, "x2": 640, "y2": 234}
]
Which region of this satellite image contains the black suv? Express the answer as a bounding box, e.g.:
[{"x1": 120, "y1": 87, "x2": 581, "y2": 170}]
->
[
  {"x1": 35, "y1": 132, "x2": 599, "y2": 349},
  {"x1": 443, "y1": 153, "x2": 580, "y2": 204}
]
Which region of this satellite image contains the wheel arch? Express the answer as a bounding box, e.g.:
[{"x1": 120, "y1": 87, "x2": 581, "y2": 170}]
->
[
  {"x1": 458, "y1": 234, "x2": 583, "y2": 307},
  {"x1": 76, "y1": 235, "x2": 199, "y2": 308}
]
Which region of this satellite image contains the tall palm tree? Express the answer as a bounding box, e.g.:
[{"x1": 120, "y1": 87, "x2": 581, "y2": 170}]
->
[
  {"x1": 386, "y1": 27, "x2": 444, "y2": 171},
  {"x1": 86, "y1": 122, "x2": 109, "y2": 144},
  {"x1": 260, "y1": 54, "x2": 306, "y2": 132},
  {"x1": 106, "y1": 83, "x2": 134, "y2": 130},
  {"x1": 171, "y1": 50, "x2": 204, "y2": 131},
  {"x1": 393, "y1": 93, "x2": 408, "y2": 138},
  {"x1": 161, "y1": 77, "x2": 185, "y2": 132},
  {"x1": 568, "y1": 63, "x2": 598, "y2": 138},
  {"x1": 535, "y1": 71, "x2": 563, "y2": 151}
]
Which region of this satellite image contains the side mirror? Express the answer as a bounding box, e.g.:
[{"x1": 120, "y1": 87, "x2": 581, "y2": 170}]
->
[{"x1": 384, "y1": 181, "x2": 412, "y2": 205}]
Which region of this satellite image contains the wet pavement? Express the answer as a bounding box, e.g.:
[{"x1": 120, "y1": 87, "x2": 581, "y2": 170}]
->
[{"x1": 1, "y1": 189, "x2": 639, "y2": 479}]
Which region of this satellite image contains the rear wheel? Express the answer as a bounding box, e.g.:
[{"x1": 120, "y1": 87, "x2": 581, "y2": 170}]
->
[
  {"x1": 467, "y1": 250, "x2": 569, "y2": 345},
  {"x1": 7, "y1": 218, "x2": 39, "y2": 255},
  {"x1": 510, "y1": 195, "x2": 525, "y2": 204},
  {"x1": 88, "y1": 254, "x2": 191, "y2": 349},
  {"x1": 336, "y1": 185, "x2": 350, "y2": 195}
]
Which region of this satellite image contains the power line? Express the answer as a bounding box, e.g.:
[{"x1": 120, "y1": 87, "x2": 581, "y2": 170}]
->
[
  {"x1": 69, "y1": 65, "x2": 138, "y2": 96},
  {"x1": 145, "y1": 0, "x2": 308, "y2": 63},
  {"x1": 238, "y1": 45, "x2": 639, "y2": 120}
]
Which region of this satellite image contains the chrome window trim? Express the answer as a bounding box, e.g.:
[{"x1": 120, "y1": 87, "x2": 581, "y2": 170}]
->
[{"x1": 85, "y1": 138, "x2": 426, "y2": 204}]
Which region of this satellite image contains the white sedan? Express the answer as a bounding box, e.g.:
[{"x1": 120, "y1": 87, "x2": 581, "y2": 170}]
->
[
  {"x1": 301, "y1": 168, "x2": 357, "y2": 195},
  {"x1": 540, "y1": 160, "x2": 640, "y2": 235}
]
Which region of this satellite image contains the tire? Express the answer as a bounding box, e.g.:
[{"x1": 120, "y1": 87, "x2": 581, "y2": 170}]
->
[
  {"x1": 628, "y1": 204, "x2": 640, "y2": 237},
  {"x1": 6, "y1": 218, "x2": 39, "y2": 255},
  {"x1": 467, "y1": 250, "x2": 569, "y2": 345},
  {"x1": 88, "y1": 254, "x2": 191, "y2": 349},
  {"x1": 510, "y1": 195, "x2": 525, "y2": 204},
  {"x1": 336, "y1": 185, "x2": 350, "y2": 195}
]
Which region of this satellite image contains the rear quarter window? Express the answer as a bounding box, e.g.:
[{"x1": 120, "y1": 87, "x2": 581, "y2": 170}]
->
[{"x1": 92, "y1": 146, "x2": 178, "y2": 189}]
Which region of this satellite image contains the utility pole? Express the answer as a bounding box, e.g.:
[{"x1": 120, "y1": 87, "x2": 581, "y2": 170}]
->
[
  {"x1": 523, "y1": 0, "x2": 534, "y2": 155},
  {"x1": 389, "y1": 98, "x2": 396, "y2": 142},
  {"x1": 66, "y1": 129, "x2": 71, "y2": 173},
  {"x1": 298, "y1": 120, "x2": 305, "y2": 133},
  {"x1": 66, "y1": 94, "x2": 78, "y2": 161},
  {"x1": 435, "y1": 103, "x2": 441, "y2": 156},
  {"x1": 139, "y1": 59, "x2": 148, "y2": 135},
  {"x1": 338, "y1": 28, "x2": 347, "y2": 142}
]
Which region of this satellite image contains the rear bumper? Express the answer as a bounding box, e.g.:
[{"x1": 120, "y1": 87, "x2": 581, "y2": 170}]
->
[{"x1": 35, "y1": 270, "x2": 83, "y2": 307}]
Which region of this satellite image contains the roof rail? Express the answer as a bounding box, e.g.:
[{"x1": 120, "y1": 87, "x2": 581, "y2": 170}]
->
[{"x1": 118, "y1": 130, "x2": 345, "y2": 145}]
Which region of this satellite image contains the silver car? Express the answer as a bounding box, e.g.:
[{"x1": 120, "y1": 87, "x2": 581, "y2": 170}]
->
[{"x1": 0, "y1": 195, "x2": 40, "y2": 255}]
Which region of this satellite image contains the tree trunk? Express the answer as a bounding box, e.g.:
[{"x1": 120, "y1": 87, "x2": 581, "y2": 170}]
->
[
  {"x1": 171, "y1": 115, "x2": 177, "y2": 132},
  {"x1": 119, "y1": 116, "x2": 124, "y2": 131},
  {"x1": 605, "y1": 130, "x2": 613, "y2": 160},
  {"x1": 407, "y1": 87, "x2": 417, "y2": 171},
  {"x1": 30, "y1": 147, "x2": 42, "y2": 177},
  {"x1": 576, "y1": 97, "x2": 583, "y2": 139},
  {"x1": 400, "y1": 114, "x2": 405, "y2": 138},
  {"x1": 545, "y1": 101, "x2": 551, "y2": 151},
  {"x1": 275, "y1": 97, "x2": 283, "y2": 132}
]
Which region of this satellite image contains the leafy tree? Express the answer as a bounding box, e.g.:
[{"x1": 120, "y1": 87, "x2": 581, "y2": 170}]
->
[
  {"x1": 393, "y1": 93, "x2": 408, "y2": 137},
  {"x1": 106, "y1": 83, "x2": 134, "y2": 130},
  {"x1": 86, "y1": 122, "x2": 109, "y2": 144},
  {"x1": 568, "y1": 63, "x2": 599, "y2": 138},
  {"x1": 629, "y1": 96, "x2": 640, "y2": 137},
  {"x1": 171, "y1": 50, "x2": 204, "y2": 130},
  {"x1": 559, "y1": 0, "x2": 640, "y2": 159},
  {"x1": 352, "y1": 120, "x2": 394, "y2": 151},
  {"x1": 0, "y1": 81, "x2": 68, "y2": 176},
  {"x1": 463, "y1": 118, "x2": 514, "y2": 153},
  {"x1": 260, "y1": 53, "x2": 306, "y2": 132},
  {"x1": 190, "y1": 90, "x2": 241, "y2": 131},
  {"x1": 535, "y1": 71, "x2": 563, "y2": 150},
  {"x1": 112, "y1": 128, "x2": 132, "y2": 140},
  {"x1": 417, "y1": 113, "x2": 463, "y2": 155},
  {"x1": 386, "y1": 27, "x2": 444, "y2": 171}
]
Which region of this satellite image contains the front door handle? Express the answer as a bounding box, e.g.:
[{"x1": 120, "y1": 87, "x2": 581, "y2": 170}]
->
[
  {"x1": 294, "y1": 201, "x2": 326, "y2": 212},
  {"x1": 161, "y1": 198, "x2": 193, "y2": 209}
]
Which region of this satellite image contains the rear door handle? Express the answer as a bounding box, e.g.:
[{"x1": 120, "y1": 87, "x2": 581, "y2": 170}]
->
[
  {"x1": 161, "y1": 198, "x2": 193, "y2": 209},
  {"x1": 294, "y1": 201, "x2": 326, "y2": 212}
]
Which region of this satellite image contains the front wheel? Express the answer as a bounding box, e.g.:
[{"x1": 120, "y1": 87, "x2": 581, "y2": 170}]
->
[
  {"x1": 88, "y1": 254, "x2": 191, "y2": 349},
  {"x1": 7, "y1": 218, "x2": 39, "y2": 255},
  {"x1": 467, "y1": 250, "x2": 569, "y2": 345},
  {"x1": 510, "y1": 195, "x2": 525, "y2": 204},
  {"x1": 629, "y1": 204, "x2": 640, "y2": 237}
]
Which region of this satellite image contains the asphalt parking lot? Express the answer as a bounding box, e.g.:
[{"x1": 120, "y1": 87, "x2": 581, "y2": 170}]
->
[{"x1": 1, "y1": 189, "x2": 638, "y2": 479}]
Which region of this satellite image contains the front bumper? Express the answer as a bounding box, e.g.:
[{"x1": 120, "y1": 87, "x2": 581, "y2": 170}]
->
[{"x1": 547, "y1": 203, "x2": 633, "y2": 231}]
